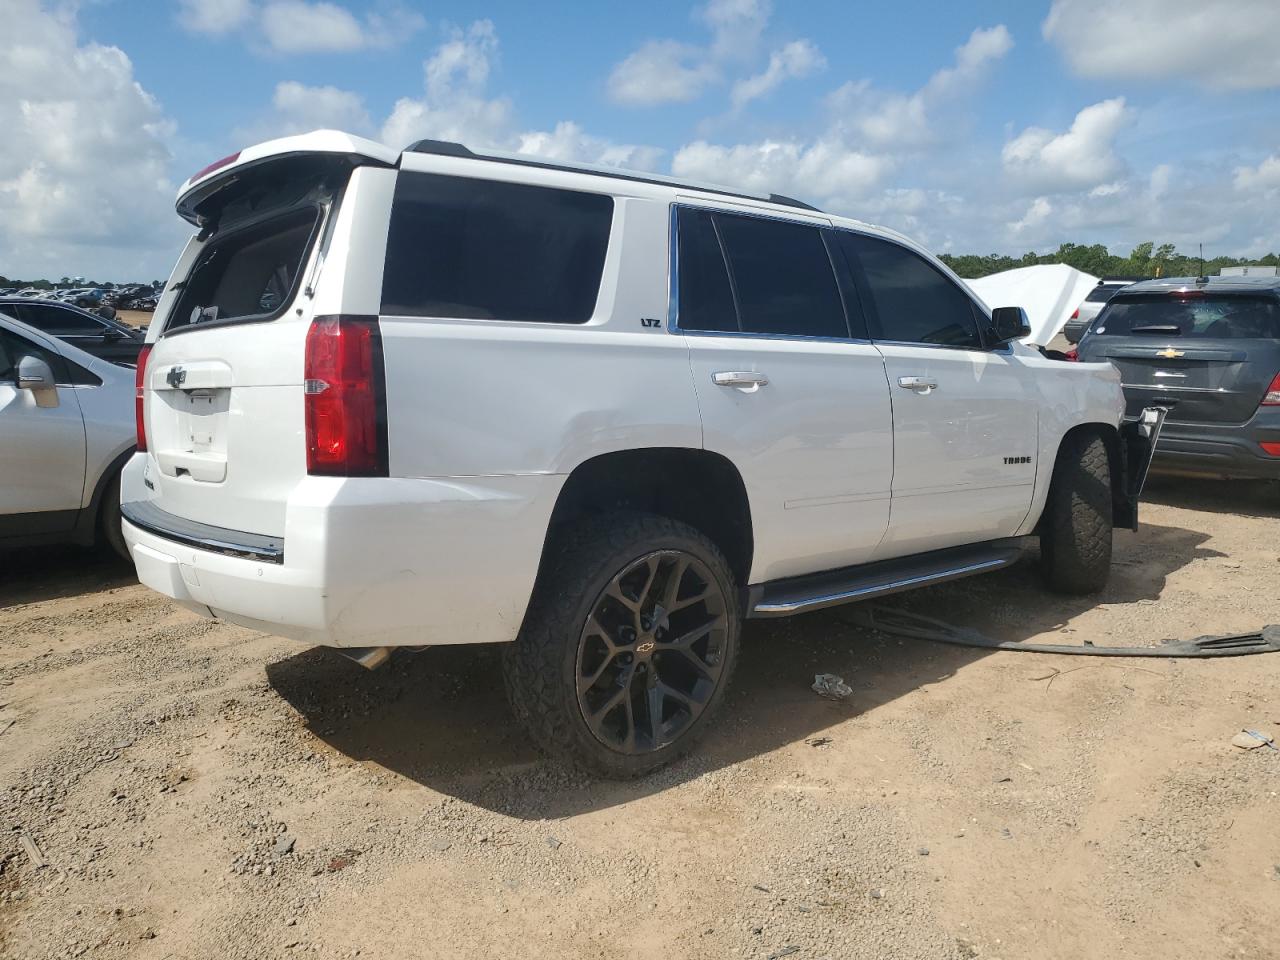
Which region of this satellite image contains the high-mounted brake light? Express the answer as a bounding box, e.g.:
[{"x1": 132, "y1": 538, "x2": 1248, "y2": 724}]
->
[
  {"x1": 135, "y1": 344, "x2": 152, "y2": 452},
  {"x1": 304, "y1": 316, "x2": 388, "y2": 476},
  {"x1": 189, "y1": 151, "x2": 241, "y2": 185},
  {"x1": 1262, "y1": 372, "x2": 1280, "y2": 407}
]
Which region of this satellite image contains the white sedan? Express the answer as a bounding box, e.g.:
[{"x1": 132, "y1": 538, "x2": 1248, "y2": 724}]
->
[{"x1": 0, "y1": 311, "x2": 134, "y2": 558}]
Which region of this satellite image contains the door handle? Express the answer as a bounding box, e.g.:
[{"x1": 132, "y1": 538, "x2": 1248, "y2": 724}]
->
[
  {"x1": 897, "y1": 376, "x2": 938, "y2": 394},
  {"x1": 713, "y1": 371, "x2": 769, "y2": 391}
]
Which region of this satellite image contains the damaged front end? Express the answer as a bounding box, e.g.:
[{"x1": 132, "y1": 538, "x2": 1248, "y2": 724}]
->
[{"x1": 1113, "y1": 405, "x2": 1168, "y2": 530}]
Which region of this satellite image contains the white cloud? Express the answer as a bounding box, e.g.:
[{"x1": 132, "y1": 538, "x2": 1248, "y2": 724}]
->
[
  {"x1": 1234, "y1": 154, "x2": 1280, "y2": 193},
  {"x1": 258, "y1": 1, "x2": 424, "y2": 54},
  {"x1": 672, "y1": 138, "x2": 890, "y2": 206},
  {"x1": 381, "y1": 21, "x2": 512, "y2": 150},
  {"x1": 730, "y1": 39, "x2": 824, "y2": 110},
  {"x1": 702, "y1": 0, "x2": 770, "y2": 61},
  {"x1": 0, "y1": 0, "x2": 180, "y2": 280},
  {"x1": 608, "y1": 0, "x2": 813, "y2": 107},
  {"x1": 1008, "y1": 196, "x2": 1052, "y2": 234},
  {"x1": 828, "y1": 24, "x2": 1012, "y2": 149},
  {"x1": 177, "y1": 0, "x2": 254, "y2": 35},
  {"x1": 607, "y1": 40, "x2": 718, "y2": 107},
  {"x1": 377, "y1": 21, "x2": 664, "y2": 171},
  {"x1": 1002, "y1": 98, "x2": 1130, "y2": 192},
  {"x1": 515, "y1": 122, "x2": 665, "y2": 171},
  {"x1": 1044, "y1": 0, "x2": 1280, "y2": 91},
  {"x1": 274, "y1": 81, "x2": 372, "y2": 133}
]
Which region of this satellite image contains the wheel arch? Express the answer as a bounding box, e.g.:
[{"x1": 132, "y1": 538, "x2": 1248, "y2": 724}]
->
[
  {"x1": 1039, "y1": 421, "x2": 1129, "y2": 532},
  {"x1": 537, "y1": 447, "x2": 754, "y2": 588},
  {"x1": 71, "y1": 443, "x2": 136, "y2": 546}
]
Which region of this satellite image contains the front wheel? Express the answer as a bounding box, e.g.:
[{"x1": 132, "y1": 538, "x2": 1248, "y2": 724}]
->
[
  {"x1": 502, "y1": 512, "x2": 740, "y2": 779},
  {"x1": 1040, "y1": 432, "x2": 1112, "y2": 594}
]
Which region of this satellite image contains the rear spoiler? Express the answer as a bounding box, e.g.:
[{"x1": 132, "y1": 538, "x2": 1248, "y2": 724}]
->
[{"x1": 176, "y1": 130, "x2": 400, "y2": 226}]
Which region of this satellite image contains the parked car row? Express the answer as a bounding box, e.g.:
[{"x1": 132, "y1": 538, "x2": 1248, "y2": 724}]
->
[
  {"x1": 0, "y1": 286, "x2": 159, "y2": 311},
  {"x1": 0, "y1": 298, "x2": 145, "y2": 366}
]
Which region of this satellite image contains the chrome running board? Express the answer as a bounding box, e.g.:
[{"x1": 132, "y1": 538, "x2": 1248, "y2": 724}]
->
[{"x1": 746, "y1": 537, "x2": 1032, "y2": 618}]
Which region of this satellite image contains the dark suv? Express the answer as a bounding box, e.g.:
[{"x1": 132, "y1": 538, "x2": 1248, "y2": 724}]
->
[
  {"x1": 0, "y1": 298, "x2": 144, "y2": 366},
  {"x1": 1077, "y1": 276, "x2": 1280, "y2": 481}
]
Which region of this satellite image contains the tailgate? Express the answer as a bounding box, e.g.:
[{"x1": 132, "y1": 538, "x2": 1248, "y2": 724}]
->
[{"x1": 1095, "y1": 343, "x2": 1266, "y2": 424}]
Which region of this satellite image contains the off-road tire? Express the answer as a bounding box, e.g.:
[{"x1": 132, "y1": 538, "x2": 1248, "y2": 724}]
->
[
  {"x1": 1040, "y1": 432, "x2": 1112, "y2": 594},
  {"x1": 98, "y1": 472, "x2": 130, "y2": 562},
  {"x1": 501, "y1": 511, "x2": 740, "y2": 779}
]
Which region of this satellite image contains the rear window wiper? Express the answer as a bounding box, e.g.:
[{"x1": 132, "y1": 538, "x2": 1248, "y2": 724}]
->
[{"x1": 1130, "y1": 324, "x2": 1182, "y2": 335}]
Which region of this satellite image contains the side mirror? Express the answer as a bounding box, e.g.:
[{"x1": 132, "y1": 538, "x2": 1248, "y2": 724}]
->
[
  {"x1": 990, "y1": 306, "x2": 1032, "y2": 345},
  {"x1": 16, "y1": 355, "x2": 59, "y2": 407},
  {"x1": 17, "y1": 355, "x2": 55, "y2": 390}
]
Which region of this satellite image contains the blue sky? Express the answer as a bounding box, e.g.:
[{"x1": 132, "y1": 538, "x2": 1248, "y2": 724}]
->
[{"x1": 3, "y1": 0, "x2": 1279, "y2": 280}]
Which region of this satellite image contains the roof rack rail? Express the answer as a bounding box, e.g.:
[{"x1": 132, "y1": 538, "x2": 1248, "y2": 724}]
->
[{"x1": 406, "y1": 139, "x2": 823, "y2": 213}]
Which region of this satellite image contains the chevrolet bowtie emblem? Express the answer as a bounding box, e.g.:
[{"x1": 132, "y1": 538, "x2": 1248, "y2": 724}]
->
[
  {"x1": 1155, "y1": 348, "x2": 1184, "y2": 359},
  {"x1": 166, "y1": 365, "x2": 187, "y2": 388}
]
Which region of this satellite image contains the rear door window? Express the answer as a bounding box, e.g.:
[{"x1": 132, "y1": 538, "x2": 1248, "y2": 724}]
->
[
  {"x1": 675, "y1": 208, "x2": 738, "y2": 333},
  {"x1": 713, "y1": 213, "x2": 849, "y2": 339},
  {"x1": 18, "y1": 303, "x2": 106, "y2": 335},
  {"x1": 381, "y1": 173, "x2": 613, "y2": 323},
  {"x1": 1095, "y1": 294, "x2": 1280, "y2": 339},
  {"x1": 169, "y1": 209, "x2": 318, "y2": 331},
  {"x1": 838, "y1": 233, "x2": 983, "y2": 348}
]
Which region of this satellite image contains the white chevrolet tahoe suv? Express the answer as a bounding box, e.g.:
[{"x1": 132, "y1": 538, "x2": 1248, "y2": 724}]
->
[{"x1": 122, "y1": 131, "x2": 1160, "y2": 777}]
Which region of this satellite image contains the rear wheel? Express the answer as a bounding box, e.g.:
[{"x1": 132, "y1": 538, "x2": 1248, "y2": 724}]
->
[
  {"x1": 1040, "y1": 432, "x2": 1112, "y2": 594},
  {"x1": 98, "y1": 472, "x2": 130, "y2": 562},
  {"x1": 502, "y1": 512, "x2": 740, "y2": 778}
]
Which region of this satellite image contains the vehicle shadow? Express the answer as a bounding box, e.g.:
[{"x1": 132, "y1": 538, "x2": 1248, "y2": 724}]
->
[
  {"x1": 1141, "y1": 474, "x2": 1278, "y2": 520},
  {"x1": 264, "y1": 520, "x2": 1216, "y2": 819},
  {"x1": 0, "y1": 545, "x2": 136, "y2": 610}
]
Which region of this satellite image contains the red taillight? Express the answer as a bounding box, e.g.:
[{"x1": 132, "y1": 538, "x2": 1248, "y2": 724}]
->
[
  {"x1": 1261, "y1": 442, "x2": 1280, "y2": 457},
  {"x1": 1065, "y1": 347, "x2": 1079, "y2": 362},
  {"x1": 1261, "y1": 372, "x2": 1280, "y2": 407},
  {"x1": 135, "y1": 344, "x2": 152, "y2": 452},
  {"x1": 189, "y1": 151, "x2": 241, "y2": 184},
  {"x1": 304, "y1": 315, "x2": 387, "y2": 476},
  {"x1": 1070, "y1": 307, "x2": 1079, "y2": 319}
]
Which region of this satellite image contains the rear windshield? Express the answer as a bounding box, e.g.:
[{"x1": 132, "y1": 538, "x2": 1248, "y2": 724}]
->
[
  {"x1": 381, "y1": 172, "x2": 613, "y2": 323},
  {"x1": 167, "y1": 208, "x2": 318, "y2": 331},
  {"x1": 1094, "y1": 293, "x2": 1280, "y2": 339},
  {"x1": 1085, "y1": 285, "x2": 1125, "y2": 303}
]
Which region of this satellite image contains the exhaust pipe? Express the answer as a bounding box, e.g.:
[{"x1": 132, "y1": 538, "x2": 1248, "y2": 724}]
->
[{"x1": 336, "y1": 646, "x2": 392, "y2": 670}]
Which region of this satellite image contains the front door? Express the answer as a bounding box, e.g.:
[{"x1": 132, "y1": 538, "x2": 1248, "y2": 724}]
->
[
  {"x1": 0, "y1": 326, "x2": 87, "y2": 534},
  {"x1": 673, "y1": 205, "x2": 895, "y2": 584},
  {"x1": 833, "y1": 231, "x2": 1038, "y2": 558}
]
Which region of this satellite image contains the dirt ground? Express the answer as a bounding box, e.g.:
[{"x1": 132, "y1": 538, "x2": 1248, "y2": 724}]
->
[{"x1": 2, "y1": 475, "x2": 1278, "y2": 960}]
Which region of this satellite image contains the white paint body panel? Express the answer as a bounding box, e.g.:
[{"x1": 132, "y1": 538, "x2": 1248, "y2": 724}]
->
[
  {"x1": 687, "y1": 335, "x2": 894, "y2": 581},
  {"x1": 124, "y1": 131, "x2": 1126, "y2": 650},
  {"x1": 874, "y1": 343, "x2": 1038, "y2": 557}
]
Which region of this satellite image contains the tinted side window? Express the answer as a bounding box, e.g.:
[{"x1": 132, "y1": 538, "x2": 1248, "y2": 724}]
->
[
  {"x1": 676, "y1": 208, "x2": 738, "y2": 333},
  {"x1": 715, "y1": 214, "x2": 848, "y2": 339},
  {"x1": 19, "y1": 303, "x2": 105, "y2": 335},
  {"x1": 0, "y1": 329, "x2": 71, "y2": 384},
  {"x1": 382, "y1": 173, "x2": 613, "y2": 323},
  {"x1": 839, "y1": 233, "x2": 982, "y2": 348}
]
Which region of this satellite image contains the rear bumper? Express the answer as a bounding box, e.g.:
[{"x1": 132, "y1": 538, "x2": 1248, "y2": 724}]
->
[
  {"x1": 1151, "y1": 413, "x2": 1280, "y2": 481},
  {"x1": 120, "y1": 456, "x2": 563, "y2": 648}
]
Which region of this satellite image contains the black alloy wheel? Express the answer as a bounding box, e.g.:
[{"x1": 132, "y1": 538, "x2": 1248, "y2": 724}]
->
[{"x1": 575, "y1": 550, "x2": 729, "y2": 754}]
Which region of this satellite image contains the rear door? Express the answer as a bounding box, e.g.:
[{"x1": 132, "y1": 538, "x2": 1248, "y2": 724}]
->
[
  {"x1": 676, "y1": 206, "x2": 895, "y2": 583},
  {"x1": 1084, "y1": 292, "x2": 1280, "y2": 424},
  {"x1": 140, "y1": 153, "x2": 379, "y2": 537},
  {"x1": 835, "y1": 231, "x2": 1039, "y2": 558},
  {"x1": 16, "y1": 302, "x2": 117, "y2": 361}
]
